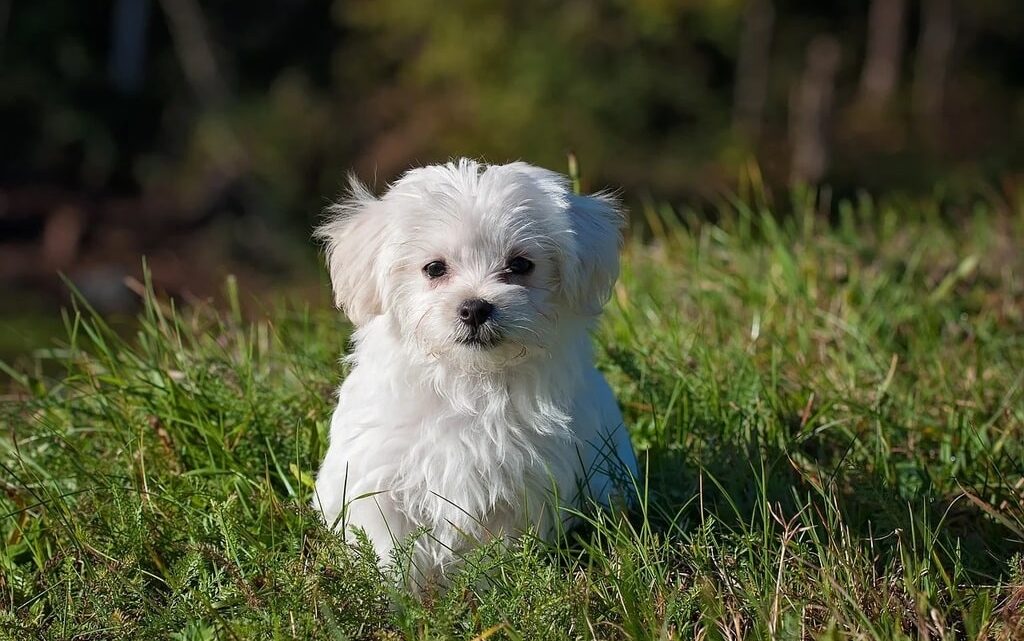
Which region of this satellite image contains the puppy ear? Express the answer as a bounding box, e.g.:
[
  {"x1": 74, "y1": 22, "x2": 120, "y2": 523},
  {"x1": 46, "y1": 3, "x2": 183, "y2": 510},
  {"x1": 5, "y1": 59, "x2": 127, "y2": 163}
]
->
[
  {"x1": 506, "y1": 162, "x2": 625, "y2": 315},
  {"x1": 560, "y1": 191, "x2": 625, "y2": 315},
  {"x1": 316, "y1": 176, "x2": 390, "y2": 326}
]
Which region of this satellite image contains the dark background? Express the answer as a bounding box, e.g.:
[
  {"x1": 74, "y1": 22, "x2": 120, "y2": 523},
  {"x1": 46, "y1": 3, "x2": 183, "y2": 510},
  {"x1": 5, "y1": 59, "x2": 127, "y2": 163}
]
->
[{"x1": 2, "y1": 0, "x2": 1022, "y2": 354}]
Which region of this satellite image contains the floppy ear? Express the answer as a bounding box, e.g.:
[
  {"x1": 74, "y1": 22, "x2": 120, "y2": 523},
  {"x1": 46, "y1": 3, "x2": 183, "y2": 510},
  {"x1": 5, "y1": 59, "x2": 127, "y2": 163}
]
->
[
  {"x1": 560, "y1": 191, "x2": 625, "y2": 315},
  {"x1": 506, "y1": 163, "x2": 625, "y2": 315},
  {"x1": 315, "y1": 176, "x2": 391, "y2": 326}
]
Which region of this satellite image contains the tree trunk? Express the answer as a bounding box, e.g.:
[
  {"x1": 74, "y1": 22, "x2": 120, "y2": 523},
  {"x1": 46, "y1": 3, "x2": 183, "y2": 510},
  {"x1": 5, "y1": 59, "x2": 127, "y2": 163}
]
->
[
  {"x1": 790, "y1": 36, "x2": 842, "y2": 185},
  {"x1": 857, "y1": 0, "x2": 907, "y2": 112},
  {"x1": 733, "y1": 0, "x2": 775, "y2": 141},
  {"x1": 913, "y1": 0, "x2": 955, "y2": 142},
  {"x1": 109, "y1": 0, "x2": 152, "y2": 94},
  {"x1": 157, "y1": 0, "x2": 228, "y2": 106}
]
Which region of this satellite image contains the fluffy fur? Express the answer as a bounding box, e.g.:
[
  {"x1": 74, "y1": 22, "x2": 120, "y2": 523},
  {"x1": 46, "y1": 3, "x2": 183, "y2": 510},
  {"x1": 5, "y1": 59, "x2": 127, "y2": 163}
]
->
[{"x1": 312, "y1": 159, "x2": 637, "y2": 589}]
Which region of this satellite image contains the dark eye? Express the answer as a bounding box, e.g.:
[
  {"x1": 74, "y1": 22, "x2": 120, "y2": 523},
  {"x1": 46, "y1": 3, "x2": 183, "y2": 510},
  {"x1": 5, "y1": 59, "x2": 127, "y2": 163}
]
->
[
  {"x1": 507, "y1": 256, "x2": 534, "y2": 275},
  {"x1": 423, "y1": 260, "x2": 448, "y2": 279}
]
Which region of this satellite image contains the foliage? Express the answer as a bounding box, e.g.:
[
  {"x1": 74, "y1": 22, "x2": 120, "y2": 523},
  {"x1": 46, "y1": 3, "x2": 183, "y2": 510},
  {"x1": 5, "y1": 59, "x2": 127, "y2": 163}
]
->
[
  {"x1": 2, "y1": 190, "x2": 1023, "y2": 639},
  {"x1": 4, "y1": 1, "x2": 1024, "y2": 210}
]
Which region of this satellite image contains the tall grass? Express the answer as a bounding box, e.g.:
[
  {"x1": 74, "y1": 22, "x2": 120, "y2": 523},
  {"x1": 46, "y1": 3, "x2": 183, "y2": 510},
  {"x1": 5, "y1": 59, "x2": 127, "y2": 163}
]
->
[{"x1": 2, "y1": 191, "x2": 1022, "y2": 639}]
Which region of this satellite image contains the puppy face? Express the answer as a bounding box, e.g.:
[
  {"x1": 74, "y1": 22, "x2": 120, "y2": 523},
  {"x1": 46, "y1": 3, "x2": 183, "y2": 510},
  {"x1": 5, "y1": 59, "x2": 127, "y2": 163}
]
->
[{"x1": 318, "y1": 160, "x2": 623, "y2": 367}]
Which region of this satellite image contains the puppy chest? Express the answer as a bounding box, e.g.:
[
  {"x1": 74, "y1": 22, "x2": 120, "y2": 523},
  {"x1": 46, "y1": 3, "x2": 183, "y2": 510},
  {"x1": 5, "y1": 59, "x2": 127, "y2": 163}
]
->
[{"x1": 392, "y1": 417, "x2": 577, "y2": 519}]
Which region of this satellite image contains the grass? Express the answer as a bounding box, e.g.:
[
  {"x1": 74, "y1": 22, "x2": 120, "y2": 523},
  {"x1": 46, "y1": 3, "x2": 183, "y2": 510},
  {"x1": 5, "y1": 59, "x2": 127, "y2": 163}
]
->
[{"x1": 2, "y1": 188, "x2": 1023, "y2": 639}]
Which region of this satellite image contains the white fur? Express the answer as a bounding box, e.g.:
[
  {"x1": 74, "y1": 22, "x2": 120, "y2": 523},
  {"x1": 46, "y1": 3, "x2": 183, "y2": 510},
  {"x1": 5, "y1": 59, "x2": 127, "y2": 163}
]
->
[{"x1": 312, "y1": 159, "x2": 637, "y2": 589}]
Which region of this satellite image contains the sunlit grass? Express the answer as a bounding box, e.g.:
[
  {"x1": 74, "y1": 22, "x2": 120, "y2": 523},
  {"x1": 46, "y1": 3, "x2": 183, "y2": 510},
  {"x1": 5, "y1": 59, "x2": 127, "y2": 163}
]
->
[{"x1": 2, "y1": 191, "x2": 1023, "y2": 639}]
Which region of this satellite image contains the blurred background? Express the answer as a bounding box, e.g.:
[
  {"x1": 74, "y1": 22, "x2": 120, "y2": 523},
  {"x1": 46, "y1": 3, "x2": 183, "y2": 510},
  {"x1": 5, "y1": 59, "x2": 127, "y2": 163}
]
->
[{"x1": 2, "y1": 0, "x2": 1023, "y2": 356}]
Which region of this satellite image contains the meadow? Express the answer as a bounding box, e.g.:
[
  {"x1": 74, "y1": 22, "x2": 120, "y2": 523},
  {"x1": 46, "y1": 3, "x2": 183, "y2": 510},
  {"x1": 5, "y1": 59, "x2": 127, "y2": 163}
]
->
[{"x1": 2, "y1": 188, "x2": 1022, "y2": 640}]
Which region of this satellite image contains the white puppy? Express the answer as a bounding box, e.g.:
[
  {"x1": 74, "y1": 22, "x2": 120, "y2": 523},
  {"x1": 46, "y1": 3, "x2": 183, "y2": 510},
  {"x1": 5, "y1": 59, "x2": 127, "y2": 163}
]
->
[{"x1": 313, "y1": 159, "x2": 637, "y2": 588}]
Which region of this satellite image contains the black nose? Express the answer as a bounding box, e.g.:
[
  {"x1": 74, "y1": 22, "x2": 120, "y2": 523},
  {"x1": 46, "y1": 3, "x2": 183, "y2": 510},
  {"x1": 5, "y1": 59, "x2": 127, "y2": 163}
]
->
[{"x1": 458, "y1": 298, "x2": 494, "y2": 328}]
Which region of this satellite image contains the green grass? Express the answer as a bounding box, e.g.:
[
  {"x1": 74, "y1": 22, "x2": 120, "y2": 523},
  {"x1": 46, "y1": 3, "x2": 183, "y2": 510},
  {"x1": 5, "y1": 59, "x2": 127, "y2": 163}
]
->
[{"x1": 2, "y1": 190, "x2": 1023, "y2": 640}]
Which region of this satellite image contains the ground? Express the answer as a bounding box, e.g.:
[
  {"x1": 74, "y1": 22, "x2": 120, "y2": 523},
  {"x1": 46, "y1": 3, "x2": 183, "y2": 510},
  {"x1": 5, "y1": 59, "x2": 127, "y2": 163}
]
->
[{"x1": 1, "y1": 190, "x2": 1023, "y2": 640}]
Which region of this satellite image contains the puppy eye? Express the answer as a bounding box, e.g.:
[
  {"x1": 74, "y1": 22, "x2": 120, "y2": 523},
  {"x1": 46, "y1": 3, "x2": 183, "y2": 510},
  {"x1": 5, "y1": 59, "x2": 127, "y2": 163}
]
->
[
  {"x1": 423, "y1": 260, "x2": 448, "y2": 279},
  {"x1": 507, "y1": 256, "x2": 534, "y2": 275}
]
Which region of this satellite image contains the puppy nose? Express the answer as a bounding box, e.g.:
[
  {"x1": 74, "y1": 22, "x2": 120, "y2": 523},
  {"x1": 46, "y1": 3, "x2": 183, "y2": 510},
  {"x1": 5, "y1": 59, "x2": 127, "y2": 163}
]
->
[{"x1": 458, "y1": 298, "x2": 494, "y2": 328}]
